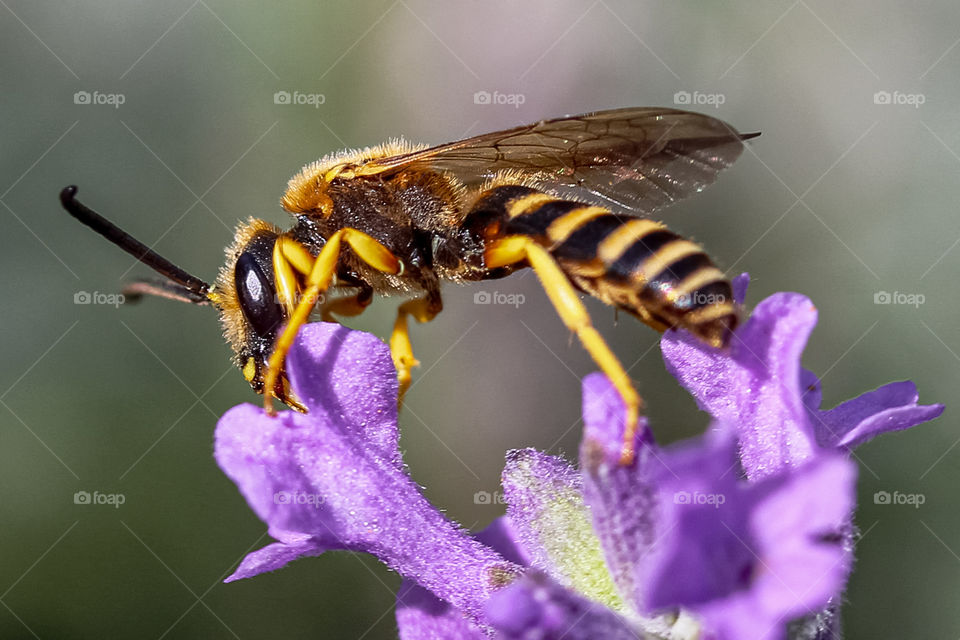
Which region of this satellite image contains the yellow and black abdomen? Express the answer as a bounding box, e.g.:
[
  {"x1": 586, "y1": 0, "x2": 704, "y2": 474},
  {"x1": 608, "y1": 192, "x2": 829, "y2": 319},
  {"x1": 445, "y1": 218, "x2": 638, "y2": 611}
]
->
[{"x1": 470, "y1": 185, "x2": 738, "y2": 348}]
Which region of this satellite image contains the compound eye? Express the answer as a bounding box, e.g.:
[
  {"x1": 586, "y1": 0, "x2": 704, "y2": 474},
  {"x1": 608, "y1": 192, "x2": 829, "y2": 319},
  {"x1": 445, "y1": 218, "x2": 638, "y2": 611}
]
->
[{"x1": 234, "y1": 251, "x2": 284, "y2": 337}]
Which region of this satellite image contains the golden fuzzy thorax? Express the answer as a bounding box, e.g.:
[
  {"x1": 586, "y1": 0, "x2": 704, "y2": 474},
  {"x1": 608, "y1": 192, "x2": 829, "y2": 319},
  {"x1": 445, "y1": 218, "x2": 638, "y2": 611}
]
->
[
  {"x1": 281, "y1": 138, "x2": 429, "y2": 214},
  {"x1": 209, "y1": 217, "x2": 281, "y2": 365}
]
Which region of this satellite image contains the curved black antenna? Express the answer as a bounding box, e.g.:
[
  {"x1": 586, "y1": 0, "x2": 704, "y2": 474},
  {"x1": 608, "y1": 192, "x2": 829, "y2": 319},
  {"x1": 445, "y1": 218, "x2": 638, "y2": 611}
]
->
[{"x1": 59, "y1": 186, "x2": 211, "y2": 300}]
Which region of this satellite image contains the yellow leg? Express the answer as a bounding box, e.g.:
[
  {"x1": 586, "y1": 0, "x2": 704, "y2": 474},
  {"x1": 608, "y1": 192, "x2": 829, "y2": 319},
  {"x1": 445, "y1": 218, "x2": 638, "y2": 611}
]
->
[
  {"x1": 486, "y1": 236, "x2": 643, "y2": 465},
  {"x1": 263, "y1": 230, "x2": 400, "y2": 415},
  {"x1": 389, "y1": 297, "x2": 440, "y2": 406}
]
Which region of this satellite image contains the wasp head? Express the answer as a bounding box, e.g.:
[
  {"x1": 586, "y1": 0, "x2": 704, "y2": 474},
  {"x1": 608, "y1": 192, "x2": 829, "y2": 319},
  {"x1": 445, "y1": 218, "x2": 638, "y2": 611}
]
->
[
  {"x1": 209, "y1": 218, "x2": 306, "y2": 412},
  {"x1": 59, "y1": 187, "x2": 305, "y2": 411}
]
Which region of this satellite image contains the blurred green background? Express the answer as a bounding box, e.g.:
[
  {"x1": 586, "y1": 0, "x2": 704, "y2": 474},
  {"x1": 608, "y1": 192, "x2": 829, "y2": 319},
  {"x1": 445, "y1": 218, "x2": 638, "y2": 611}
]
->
[{"x1": 2, "y1": 1, "x2": 958, "y2": 637}]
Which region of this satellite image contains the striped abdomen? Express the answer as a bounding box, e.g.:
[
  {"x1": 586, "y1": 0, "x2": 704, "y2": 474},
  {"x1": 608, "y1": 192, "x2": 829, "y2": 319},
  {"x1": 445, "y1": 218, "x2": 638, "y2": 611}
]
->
[{"x1": 469, "y1": 185, "x2": 738, "y2": 347}]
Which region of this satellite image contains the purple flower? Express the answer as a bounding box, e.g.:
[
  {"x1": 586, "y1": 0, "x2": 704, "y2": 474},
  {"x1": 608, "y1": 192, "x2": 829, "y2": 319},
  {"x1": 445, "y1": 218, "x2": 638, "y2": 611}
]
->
[
  {"x1": 482, "y1": 277, "x2": 942, "y2": 640},
  {"x1": 662, "y1": 274, "x2": 944, "y2": 479},
  {"x1": 214, "y1": 323, "x2": 520, "y2": 623},
  {"x1": 641, "y1": 429, "x2": 856, "y2": 640},
  {"x1": 213, "y1": 277, "x2": 943, "y2": 640},
  {"x1": 483, "y1": 375, "x2": 858, "y2": 640}
]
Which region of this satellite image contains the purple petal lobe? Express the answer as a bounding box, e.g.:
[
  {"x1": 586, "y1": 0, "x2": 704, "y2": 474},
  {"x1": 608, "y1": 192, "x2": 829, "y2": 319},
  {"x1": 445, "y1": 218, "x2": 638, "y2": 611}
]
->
[
  {"x1": 475, "y1": 516, "x2": 530, "y2": 568},
  {"x1": 215, "y1": 323, "x2": 518, "y2": 621},
  {"x1": 643, "y1": 435, "x2": 857, "y2": 640},
  {"x1": 663, "y1": 293, "x2": 819, "y2": 479},
  {"x1": 486, "y1": 571, "x2": 639, "y2": 640},
  {"x1": 287, "y1": 322, "x2": 401, "y2": 467},
  {"x1": 396, "y1": 580, "x2": 490, "y2": 640},
  {"x1": 395, "y1": 517, "x2": 530, "y2": 639},
  {"x1": 732, "y1": 272, "x2": 750, "y2": 306},
  {"x1": 579, "y1": 373, "x2": 658, "y2": 613},
  {"x1": 225, "y1": 539, "x2": 327, "y2": 583},
  {"x1": 813, "y1": 381, "x2": 945, "y2": 449},
  {"x1": 663, "y1": 292, "x2": 943, "y2": 480},
  {"x1": 799, "y1": 368, "x2": 822, "y2": 413},
  {"x1": 749, "y1": 455, "x2": 857, "y2": 613},
  {"x1": 642, "y1": 430, "x2": 750, "y2": 611}
]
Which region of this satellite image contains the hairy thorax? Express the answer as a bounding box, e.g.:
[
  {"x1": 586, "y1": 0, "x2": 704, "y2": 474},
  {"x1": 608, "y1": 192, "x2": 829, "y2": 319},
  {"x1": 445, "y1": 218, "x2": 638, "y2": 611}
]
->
[{"x1": 281, "y1": 141, "x2": 476, "y2": 296}]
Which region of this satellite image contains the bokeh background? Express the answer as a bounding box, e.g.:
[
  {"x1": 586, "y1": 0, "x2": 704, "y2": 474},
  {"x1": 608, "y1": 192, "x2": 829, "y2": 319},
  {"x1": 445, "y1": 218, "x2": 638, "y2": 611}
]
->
[{"x1": 2, "y1": 1, "x2": 958, "y2": 637}]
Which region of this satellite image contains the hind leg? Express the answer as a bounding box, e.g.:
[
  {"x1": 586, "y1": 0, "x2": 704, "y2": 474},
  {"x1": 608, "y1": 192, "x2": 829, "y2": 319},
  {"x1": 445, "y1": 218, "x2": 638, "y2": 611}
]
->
[{"x1": 486, "y1": 235, "x2": 642, "y2": 465}]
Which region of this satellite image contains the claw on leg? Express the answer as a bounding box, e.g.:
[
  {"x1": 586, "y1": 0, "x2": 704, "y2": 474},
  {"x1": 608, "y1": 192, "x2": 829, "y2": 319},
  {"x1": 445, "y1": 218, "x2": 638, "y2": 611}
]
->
[{"x1": 389, "y1": 297, "x2": 440, "y2": 408}]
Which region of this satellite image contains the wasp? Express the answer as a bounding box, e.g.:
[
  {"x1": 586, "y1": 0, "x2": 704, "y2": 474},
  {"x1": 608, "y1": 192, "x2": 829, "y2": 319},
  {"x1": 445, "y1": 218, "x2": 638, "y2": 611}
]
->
[{"x1": 61, "y1": 107, "x2": 757, "y2": 464}]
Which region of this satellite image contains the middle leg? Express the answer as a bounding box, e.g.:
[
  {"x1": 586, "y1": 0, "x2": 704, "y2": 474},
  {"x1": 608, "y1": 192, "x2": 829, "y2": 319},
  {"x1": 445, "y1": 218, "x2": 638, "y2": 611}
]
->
[{"x1": 389, "y1": 293, "x2": 442, "y2": 406}]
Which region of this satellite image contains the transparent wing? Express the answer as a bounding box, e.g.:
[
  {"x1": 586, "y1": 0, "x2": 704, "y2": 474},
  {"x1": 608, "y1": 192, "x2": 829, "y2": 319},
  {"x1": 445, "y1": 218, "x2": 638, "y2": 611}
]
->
[{"x1": 359, "y1": 107, "x2": 756, "y2": 215}]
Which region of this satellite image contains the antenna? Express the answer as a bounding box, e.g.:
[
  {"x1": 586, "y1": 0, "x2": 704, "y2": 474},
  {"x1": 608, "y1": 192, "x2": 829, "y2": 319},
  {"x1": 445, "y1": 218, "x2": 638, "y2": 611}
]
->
[{"x1": 59, "y1": 185, "x2": 211, "y2": 302}]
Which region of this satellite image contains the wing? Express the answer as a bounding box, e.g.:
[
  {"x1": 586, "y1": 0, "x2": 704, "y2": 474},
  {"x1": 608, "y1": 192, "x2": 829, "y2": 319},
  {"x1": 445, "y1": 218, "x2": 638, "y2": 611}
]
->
[{"x1": 358, "y1": 107, "x2": 756, "y2": 215}]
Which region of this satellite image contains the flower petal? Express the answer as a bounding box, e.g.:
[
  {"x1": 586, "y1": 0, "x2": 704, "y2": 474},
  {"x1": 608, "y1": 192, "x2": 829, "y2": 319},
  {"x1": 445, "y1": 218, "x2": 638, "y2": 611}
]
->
[
  {"x1": 749, "y1": 454, "x2": 857, "y2": 615},
  {"x1": 288, "y1": 322, "x2": 402, "y2": 467},
  {"x1": 732, "y1": 272, "x2": 750, "y2": 306},
  {"x1": 799, "y1": 368, "x2": 821, "y2": 413},
  {"x1": 216, "y1": 323, "x2": 518, "y2": 621},
  {"x1": 641, "y1": 433, "x2": 857, "y2": 640},
  {"x1": 225, "y1": 539, "x2": 327, "y2": 583},
  {"x1": 663, "y1": 292, "x2": 943, "y2": 480},
  {"x1": 396, "y1": 580, "x2": 489, "y2": 640},
  {"x1": 812, "y1": 380, "x2": 945, "y2": 449},
  {"x1": 474, "y1": 516, "x2": 530, "y2": 568},
  {"x1": 486, "y1": 571, "x2": 639, "y2": 640},
  {"x1": 579, "y1": 373, "x2": 659, "y2": 614},
  {"x1": 395, "y1": 517, "x2": 529, "y2": 640},
  {"x1": 642, "y1": 430, "x2": 752, "y2": 612}
]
